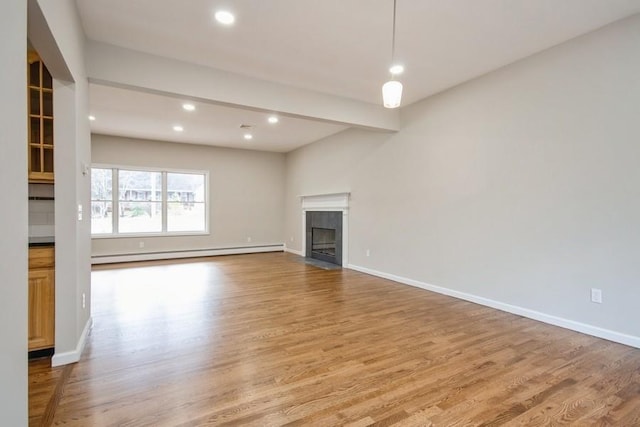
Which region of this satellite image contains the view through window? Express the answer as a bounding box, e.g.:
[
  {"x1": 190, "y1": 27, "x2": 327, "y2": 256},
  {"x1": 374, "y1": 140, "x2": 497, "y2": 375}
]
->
[{"x1": 91, "y1": 167, "x2": 207, "y2": 236}]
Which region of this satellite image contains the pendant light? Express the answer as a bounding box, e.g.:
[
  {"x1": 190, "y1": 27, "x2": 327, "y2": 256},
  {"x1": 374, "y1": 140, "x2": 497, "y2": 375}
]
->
[{"x1": 382, "y1": 0, "x2": 403, "y2": 109}]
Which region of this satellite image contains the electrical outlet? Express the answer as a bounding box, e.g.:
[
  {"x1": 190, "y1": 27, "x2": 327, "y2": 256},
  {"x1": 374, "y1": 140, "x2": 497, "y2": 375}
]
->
[
  {"x1": 247, "y1": 236, "x2": 252, "y2": 243},
  {"x1": 366, "y1": 249, "x2": 370, "y2": 257},
  {"x1": 139, "y1": 241, "x2": 145, "y2": 248},
  {"x1": 290, "y1": 236, "x2": 294, "y2": 242},
  {"x1": 591, "y1": 288, "x2": 603, "y2": 304},
  {"x1": 77, "y1": 204, "x2": 83, "y2": 221},
  {"x1": 82, "y1": 293, "x2": 86, "y2": 309}
]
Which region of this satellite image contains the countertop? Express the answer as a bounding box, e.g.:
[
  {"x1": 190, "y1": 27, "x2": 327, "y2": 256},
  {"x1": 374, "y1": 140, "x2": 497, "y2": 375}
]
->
[{"x1": 29, "y1": 236, "x2": 55, "y2": 247}]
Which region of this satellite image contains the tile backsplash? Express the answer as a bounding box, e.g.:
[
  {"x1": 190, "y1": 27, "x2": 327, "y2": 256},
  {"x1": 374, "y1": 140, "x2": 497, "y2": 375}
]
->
[{"x1": 29, "y1": 183, "x2": 55, "y2": 237}]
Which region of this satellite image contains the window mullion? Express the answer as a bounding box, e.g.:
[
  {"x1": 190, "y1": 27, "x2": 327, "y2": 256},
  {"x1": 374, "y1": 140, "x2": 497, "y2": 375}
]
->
[
  {"x1": 112, "y1": 168, "x2": 118, "y2": 234},
  {"x1": 162, "y1": 171, "x2": 168, "y2": 232}
]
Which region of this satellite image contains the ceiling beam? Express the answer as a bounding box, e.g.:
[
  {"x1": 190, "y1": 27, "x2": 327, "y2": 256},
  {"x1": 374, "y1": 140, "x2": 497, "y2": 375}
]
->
[{"x1": 85, "y1": 41, "x2": 399, "y2": 132}]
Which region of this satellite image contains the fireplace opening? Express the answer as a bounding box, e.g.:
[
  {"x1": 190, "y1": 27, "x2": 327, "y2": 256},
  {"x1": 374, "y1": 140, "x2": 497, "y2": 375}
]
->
[{"x1": 312, "y1": 227, "x2": 336, "y2": 257}]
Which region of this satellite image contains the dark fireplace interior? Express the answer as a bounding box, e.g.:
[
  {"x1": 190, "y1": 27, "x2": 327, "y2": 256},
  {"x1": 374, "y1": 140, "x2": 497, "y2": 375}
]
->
[
  {"x1": 312, "y1": 227, "x2": 336, "y2": 257},
  {"x1": 306, "y1": 211, "x2": 342, "y2": 266}
]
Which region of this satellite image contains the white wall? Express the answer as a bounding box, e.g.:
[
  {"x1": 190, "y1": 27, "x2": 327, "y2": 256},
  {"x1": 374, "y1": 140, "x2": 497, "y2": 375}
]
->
[
  {"x1": 285, "y1": 15, "x2": 640, "y2": 344},
  {"x1": 0, "y1": 1, "x2": 28, "y2": 423},
  {"x1": 284, "y1": 128, "x2": 389, "y2": 251},
  {"x1": 92, "y1": 135, "x2": 285, "y2": 257},
  {"x1": 29, "y1": 0, "x2": 92, "y2": 365}
]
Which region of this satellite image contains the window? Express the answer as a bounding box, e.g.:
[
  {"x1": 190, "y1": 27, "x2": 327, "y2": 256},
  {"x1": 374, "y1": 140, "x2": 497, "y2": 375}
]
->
[
  {"x1": 91, "y1": 168, "x2": 113, "y2": 234},
  {"x1": 91, "y1": 166, "x2": 207, "y2": 236},
  {"x1": 118, "y1": 170, "x2": 162, "y2": 233},
  {"x1": 167, "y1": 172, "x2": 206, "y2": 232}
]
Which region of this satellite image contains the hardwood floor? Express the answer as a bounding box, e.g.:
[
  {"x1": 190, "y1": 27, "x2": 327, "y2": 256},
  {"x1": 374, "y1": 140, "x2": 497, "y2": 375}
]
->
[
  {"x1": 28, "y1": 357, "x2": 68, "y2": 426},
  {"x1": 30, "y1": 252, "x2": 640, "y2": 426}
]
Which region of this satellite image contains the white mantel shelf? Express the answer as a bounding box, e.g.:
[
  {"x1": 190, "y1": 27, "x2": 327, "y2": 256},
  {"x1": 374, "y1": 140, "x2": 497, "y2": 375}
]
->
[
  {"x1": 300, "y1": 192, "x2": 350, "y2": 211},
  {"x1": 299, "y1": 192, "x2": 351, "y2": 198}
]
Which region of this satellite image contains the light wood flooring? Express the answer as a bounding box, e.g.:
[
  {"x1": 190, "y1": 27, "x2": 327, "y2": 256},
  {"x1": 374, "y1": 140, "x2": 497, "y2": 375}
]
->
[{"x1": 30, "y1": 252, "x2": 640, "y2": 426}]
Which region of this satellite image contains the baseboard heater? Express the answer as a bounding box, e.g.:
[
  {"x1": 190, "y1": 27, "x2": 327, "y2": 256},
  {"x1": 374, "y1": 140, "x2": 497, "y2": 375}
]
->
[{"x1": 91, "y1": 244, "x2": 285, "y2": 265}]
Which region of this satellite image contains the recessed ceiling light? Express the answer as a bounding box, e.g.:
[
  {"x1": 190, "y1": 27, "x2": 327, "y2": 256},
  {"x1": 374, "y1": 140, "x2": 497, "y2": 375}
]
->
[
  {"x1": 268, "y1": 116, "x2": 279, "y2": 124},
  {"x1": 243, "y1": 133, "x2": 253, "y2": 140},
  {"x1": 214, "y1": 10, "x2": 235, "y2": 25},
  {"x1": 389, "y1": 64, "x2": 404, "y2": 75},
  {"x1": 88, "y1": 115, "x2": 96, "y2": 121},
  {"x1": 173, "y1": 125, "x2": 184, "y2": 132},
  {"x1": 182, "y1": 103, "x2": 196, "y2": 111}
]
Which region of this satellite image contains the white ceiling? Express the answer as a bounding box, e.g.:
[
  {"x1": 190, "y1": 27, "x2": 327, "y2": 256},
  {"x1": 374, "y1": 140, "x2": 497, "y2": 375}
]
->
[
  {"x1": 76, "y1": 0, "x2": 640, "y2": 151},
  {"x1": 89, "y1": 84, "x2": 347, "y2": 152}
]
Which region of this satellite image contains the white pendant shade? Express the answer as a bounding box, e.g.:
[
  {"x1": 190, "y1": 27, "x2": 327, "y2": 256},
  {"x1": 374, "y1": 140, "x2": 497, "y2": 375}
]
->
[{"x1": 382, "y1": 80, "x2": 403, "y2": 109}]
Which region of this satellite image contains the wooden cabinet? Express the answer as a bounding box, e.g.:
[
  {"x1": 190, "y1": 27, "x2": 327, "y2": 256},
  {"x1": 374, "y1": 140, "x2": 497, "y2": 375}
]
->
[
  {"x1": 28, "y1": 247, "x2": 55, "y2": 351},
  {"x1": 28, "y1": 52, "x2": 54, "y2": 183}
]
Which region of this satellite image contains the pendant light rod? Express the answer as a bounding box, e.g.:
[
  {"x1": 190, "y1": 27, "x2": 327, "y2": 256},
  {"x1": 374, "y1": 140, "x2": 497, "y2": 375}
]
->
[{"x1": 391, "y1": 0, "x2": 397, "y2": 63}]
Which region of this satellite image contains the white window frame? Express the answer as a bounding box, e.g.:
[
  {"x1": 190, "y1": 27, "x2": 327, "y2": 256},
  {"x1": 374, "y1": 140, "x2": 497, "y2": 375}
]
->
[{"x1": 91, "y1": 164, "x2": 209, "y2": 238}]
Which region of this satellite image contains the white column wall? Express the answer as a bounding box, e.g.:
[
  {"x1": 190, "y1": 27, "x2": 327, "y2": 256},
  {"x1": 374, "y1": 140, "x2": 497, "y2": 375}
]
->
[
  {"x1": 29, "y1": 0, "x2": 92, "y2": 365},
  {"x1": 0, "y1": 0, "x2": 29, "y2": 423}
]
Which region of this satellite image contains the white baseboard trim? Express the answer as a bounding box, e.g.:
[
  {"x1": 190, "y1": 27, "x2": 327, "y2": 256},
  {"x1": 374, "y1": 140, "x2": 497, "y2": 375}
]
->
[
  {"x1": 52, "y1": 317, "x2": 92, "y2": 367},
  {"x1": 348, "y1": 264, "x2": 640, "y2": 349},
  {"x1": 92, "y1": 244, "x2": 284, "y2": 265},
  {"x1": 284, "y1": 246, "x2": 304, "y2": 257}
]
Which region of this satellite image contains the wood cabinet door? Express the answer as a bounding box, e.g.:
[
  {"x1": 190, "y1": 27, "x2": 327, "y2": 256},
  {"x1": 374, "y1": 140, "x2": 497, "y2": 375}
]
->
[{"x1": 28, "y1": 268, "x2": 55, "y2": 351}]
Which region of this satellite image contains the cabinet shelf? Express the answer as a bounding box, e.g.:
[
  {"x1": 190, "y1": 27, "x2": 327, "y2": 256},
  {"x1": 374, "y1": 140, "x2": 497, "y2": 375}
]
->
[{"x1": 28, "y1": 52, "x2": 54, "y2": 183}]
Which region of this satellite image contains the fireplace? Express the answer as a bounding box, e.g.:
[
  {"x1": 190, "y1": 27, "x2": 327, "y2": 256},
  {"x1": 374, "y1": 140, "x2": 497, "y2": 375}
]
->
[
  {"x1": 300, "y1": 193, "x2": 349, "y2": 266},
  {"x1": 306, "y1": 211, "x2": 342, "y2": 265}
]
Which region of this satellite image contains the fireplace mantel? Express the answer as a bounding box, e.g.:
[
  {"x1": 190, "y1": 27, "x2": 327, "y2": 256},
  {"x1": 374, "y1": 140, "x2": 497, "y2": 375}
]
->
[{"x1": 300, "y1": 192, "x2": 350, "y2": 211}]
